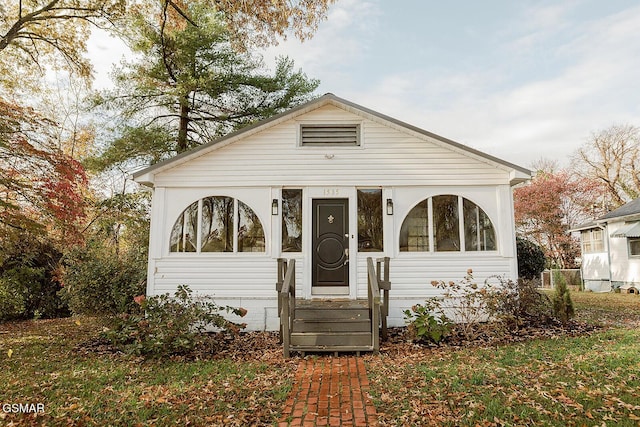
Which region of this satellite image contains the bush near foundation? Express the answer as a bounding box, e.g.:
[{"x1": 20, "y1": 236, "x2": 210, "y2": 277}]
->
[{"x1": 103, "y1": 285, "x2": 247, "y2": 358}]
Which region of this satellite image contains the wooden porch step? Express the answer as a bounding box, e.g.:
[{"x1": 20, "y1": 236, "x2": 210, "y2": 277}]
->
[
  {"x1": 292, "y1": 318, "x2": 371, "y2": 333},
  {"x1": 290, "y1": 331, "x2": 373, "y2": 347}
]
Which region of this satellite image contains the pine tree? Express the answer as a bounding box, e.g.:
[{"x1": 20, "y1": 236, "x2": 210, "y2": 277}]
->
[
  {"x1": 552, "y1": 271, "x2": 575, "y2": 324},
  {"x1": 91, "y1": 0, "x2": 319, "y2": 171}
]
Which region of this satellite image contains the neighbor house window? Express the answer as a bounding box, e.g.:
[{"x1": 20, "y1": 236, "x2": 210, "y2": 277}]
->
[
  {"x1": 581, "y1": 229, "x2": 604, "y2": 253},
  {"x1": 629, "y1": 238, "x2": 640, "y2": 257},
  {"x1": 282, "y1": 189, "x2": 302, "y2": 252},
  {"x1": 357, "y1": 189, "x2": 383, "y2": 252},
  {"x1": 170, "y1": 197, "x2": 265, "y2": 253},
  {"x1": 400, "y1": 195, "x2": 497, "y2": 253}
]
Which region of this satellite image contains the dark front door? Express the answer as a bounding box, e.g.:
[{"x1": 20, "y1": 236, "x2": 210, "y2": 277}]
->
[{"x1": 312, "y1": 198, "x2": 349, "y2": 289}]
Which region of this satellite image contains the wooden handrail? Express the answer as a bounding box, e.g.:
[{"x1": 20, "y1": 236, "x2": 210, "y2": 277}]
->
[
  {"x1": 376, "y1": 257, "x2": 391, "y2": 340},
  {"x1": 367, "y1": 257, "x2": 381, "y2": 354},
  {"x1": 278, "y1": 258, "x2": 296, "y2": 357}
]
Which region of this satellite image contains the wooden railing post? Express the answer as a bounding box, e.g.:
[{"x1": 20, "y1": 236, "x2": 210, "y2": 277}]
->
[
  {"x1": 376, "y1": 257, "x2": 391, "y2": 340},
  {"x1": 279, "y1": 259, "x2": 296, "y2": 358},
  {"x1": 367, "y1": 257, "x2": 381, "y2": 354}
]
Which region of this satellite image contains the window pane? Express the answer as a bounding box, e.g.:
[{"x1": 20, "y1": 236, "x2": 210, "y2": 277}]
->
[
  {"x1": 593, "y1": 229, "x2": 604, "y2": 252},
  {"x1": 463, "y1": 199, "x2": 496, "y2": 251},
  {"x1": 201, "y1": 196, "x2": 234, "y2": 252},
  {"x1": 433, "y1": 195, "x2": 460, "y2": 252},
  {"x1": 400, "y1": 200, "x2": 429, "y2": 252},
  {"x1": 282, "y1": 189, "x2": 303, "y2": 252},
  {"x1": 630, "y1": 238, "x2": 640, "y2": 256},
  {"x1": 358, "y1": 189, "x2": 384, "y2": 252},
  {"x1": 238, "y1": 201, "x2": 265, "y2": 252},
  {"x1": 169, "y1": 201, "x2": 198, "y2": 252}
]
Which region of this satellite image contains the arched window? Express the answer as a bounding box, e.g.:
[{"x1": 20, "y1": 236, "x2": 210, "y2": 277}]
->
[
  {"x1": 400, "y1": 195, "x2": 496, "y2": 252},
  {"x1": 170, "y1": 197, "x2": 265, "y2": 253}
]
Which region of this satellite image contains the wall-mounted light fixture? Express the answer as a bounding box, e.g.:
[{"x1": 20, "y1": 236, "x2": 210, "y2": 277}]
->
[
  {"x1": 272, "y1": 199, "x2": 279, "y2": 215},
  {"x1": 386, "y1": 198, "x2": 394, "y2": 215}
]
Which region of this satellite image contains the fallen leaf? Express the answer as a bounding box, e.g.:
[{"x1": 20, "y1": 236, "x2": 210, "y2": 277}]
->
[{"x1": 7, "y1": 349, "x2": 13, "y2": 358}]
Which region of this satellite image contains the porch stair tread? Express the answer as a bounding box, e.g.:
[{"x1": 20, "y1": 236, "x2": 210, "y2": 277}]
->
[{"x1": 290, "y1": 331, "x2": 373, "y2": 347}]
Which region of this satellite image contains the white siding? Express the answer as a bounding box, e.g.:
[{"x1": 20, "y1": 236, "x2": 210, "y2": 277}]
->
[
  {"x1": 153, "y1": 105, "x2": 510, "y2": 188},
  {"x1": 608, "y1": 221, "x2": 640, "y2": 285},
  {"x1": 142, "y1": 103, "x2": 522, "y2": 330}
]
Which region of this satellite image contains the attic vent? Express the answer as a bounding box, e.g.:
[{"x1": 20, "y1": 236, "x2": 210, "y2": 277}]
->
[{"x1": 300, "y1": 124, "x2": 360, "y2": 146}]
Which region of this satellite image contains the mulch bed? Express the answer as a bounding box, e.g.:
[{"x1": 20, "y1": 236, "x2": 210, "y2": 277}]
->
[{"x1": 76, "y1": 320, "x2": 601, "y2": 361}]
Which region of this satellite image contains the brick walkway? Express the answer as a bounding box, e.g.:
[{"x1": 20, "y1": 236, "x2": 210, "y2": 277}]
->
[{"x1": 279, "y1": 356, "x2": 378, "y2": 427}]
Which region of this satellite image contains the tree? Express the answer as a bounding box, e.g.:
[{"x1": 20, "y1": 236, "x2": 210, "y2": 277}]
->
[
  {"x1": 91, "y1": 0, "x2": 319, "y2": 171},
  {"x1": 0, "y1": 99, "x2": 88, "y2": 245},
  {"x1": 572, "y1": 124, "x2": 640, "y2": 208},
  {"x1": 0, "y1": 0, "x2": 126, "y2": 88},
  {"x1": 514, "y1": 170, "x2": 603, "y2": 268},
  {"x1": 150, "y1": 0, "x2": 335, "y2": 47}
]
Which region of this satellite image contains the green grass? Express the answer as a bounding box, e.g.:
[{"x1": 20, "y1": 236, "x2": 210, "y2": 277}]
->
[
  {"x1": 0, "y1": 318, "x2": 294, "y2": 426},
  {"x1": 366, "y1": 291, "x2": 640, "y2": 426},
  {"x1": 2, "y1": 291, "x2": 639, "y2": 426}
]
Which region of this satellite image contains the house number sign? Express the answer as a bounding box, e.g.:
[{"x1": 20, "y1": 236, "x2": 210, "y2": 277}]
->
[{"x1": 323, "y1": 188, "x2": 340, "y2": 196}]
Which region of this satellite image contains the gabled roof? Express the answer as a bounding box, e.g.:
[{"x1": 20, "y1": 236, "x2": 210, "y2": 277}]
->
[
  {"x1": 598, "y1": 197, "x2": 640, "y2": 221},
  {"x1": 132, "y1": 93, "x2": 531, "y2": 186},
  {"x1": 569, "y1": 197, "x2": 640, "y2": 232}
]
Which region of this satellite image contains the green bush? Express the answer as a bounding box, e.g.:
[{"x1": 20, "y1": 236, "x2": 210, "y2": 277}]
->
[
  {"x1": 0, "y1": 236, "x2": 67, "y2": 321},
  {"x1": 60, "y1": 242, "x2": 146, "y2": 316},
  {"x1": 103, "y1": 285, "x2": 247, "y2": 358},
  {"x1": 516, "y1": 237, "x2": 546, "y2": 280},
  {"x1": 552, "y1": 271, "x2": 575, "y2": 324},
  {"x1": 403, "y1": 302, "x2": 451, "y2": 344}
]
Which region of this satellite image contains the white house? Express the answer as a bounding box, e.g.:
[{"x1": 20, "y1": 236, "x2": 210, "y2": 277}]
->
[
  {"x1": 133, "y1": 93, "x2": 531, "y2": 331},
  {"x1": 571, "y1": 197, "x2": 640, "y2": 293}
]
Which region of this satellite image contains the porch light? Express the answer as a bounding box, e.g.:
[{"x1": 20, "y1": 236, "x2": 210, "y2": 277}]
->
[
  {"x1": 272, "y1": 199, "x2": 279, "y2": 215},
  {"x1": 386, "y1": 198, "x2": 394, "y2": 215}
]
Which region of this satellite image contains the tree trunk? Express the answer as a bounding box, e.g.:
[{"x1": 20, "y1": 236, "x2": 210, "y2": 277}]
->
[{"x1": 177, "y1": 95, "x2": 190, "y2": 152}]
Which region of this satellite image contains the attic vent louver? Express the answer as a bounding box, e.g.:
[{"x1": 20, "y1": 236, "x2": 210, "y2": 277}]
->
[{"x1": 300, "y1": 124, "x2": 360, "y2": 146}]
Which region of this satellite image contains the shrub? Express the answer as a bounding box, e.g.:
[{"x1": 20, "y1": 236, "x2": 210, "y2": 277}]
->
[
  {"x1": 483, "y1": 277, "x2": 554, "y2": 329},
  {"x1": 552, "y1": 271, "x2": 574, "y2": 324},
  {"x1": 60, "y1": 242, "x2": 146, "y2": 316},
  {"x1": 516, "y1": 237, "x2": 546, "y2": 280},
  {"x1": 102, "y1": 285, "x2": 247, "y2": 358},
  {"x1": 0, "y1": 236, "x2": 67, "y2": 321},
  {"x1": 429, "y1": 270, "x2": 493, "y2": 340},
  {"x1": 403, "y1": 302, "x2": 451, "y2": 344},
  {"x1": 414, "y1": 271, "x2": 555, "y2": 341}
]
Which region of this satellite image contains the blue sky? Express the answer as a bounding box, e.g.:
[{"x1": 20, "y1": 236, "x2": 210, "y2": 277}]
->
[{"x1": 89, "y1": 0, "x2": 640, "y2": 169}]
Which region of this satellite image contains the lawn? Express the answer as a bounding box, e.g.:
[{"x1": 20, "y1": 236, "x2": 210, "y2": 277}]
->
[
  {"x1": 1, "y1": 291, "x2": 639, "y2": 426},
  {"x1": 366, "y1": 291, "x2": 640, "y2": 426},
  {"x1": 0, "y1": 318, "x2": 295, "y2": 426}
]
